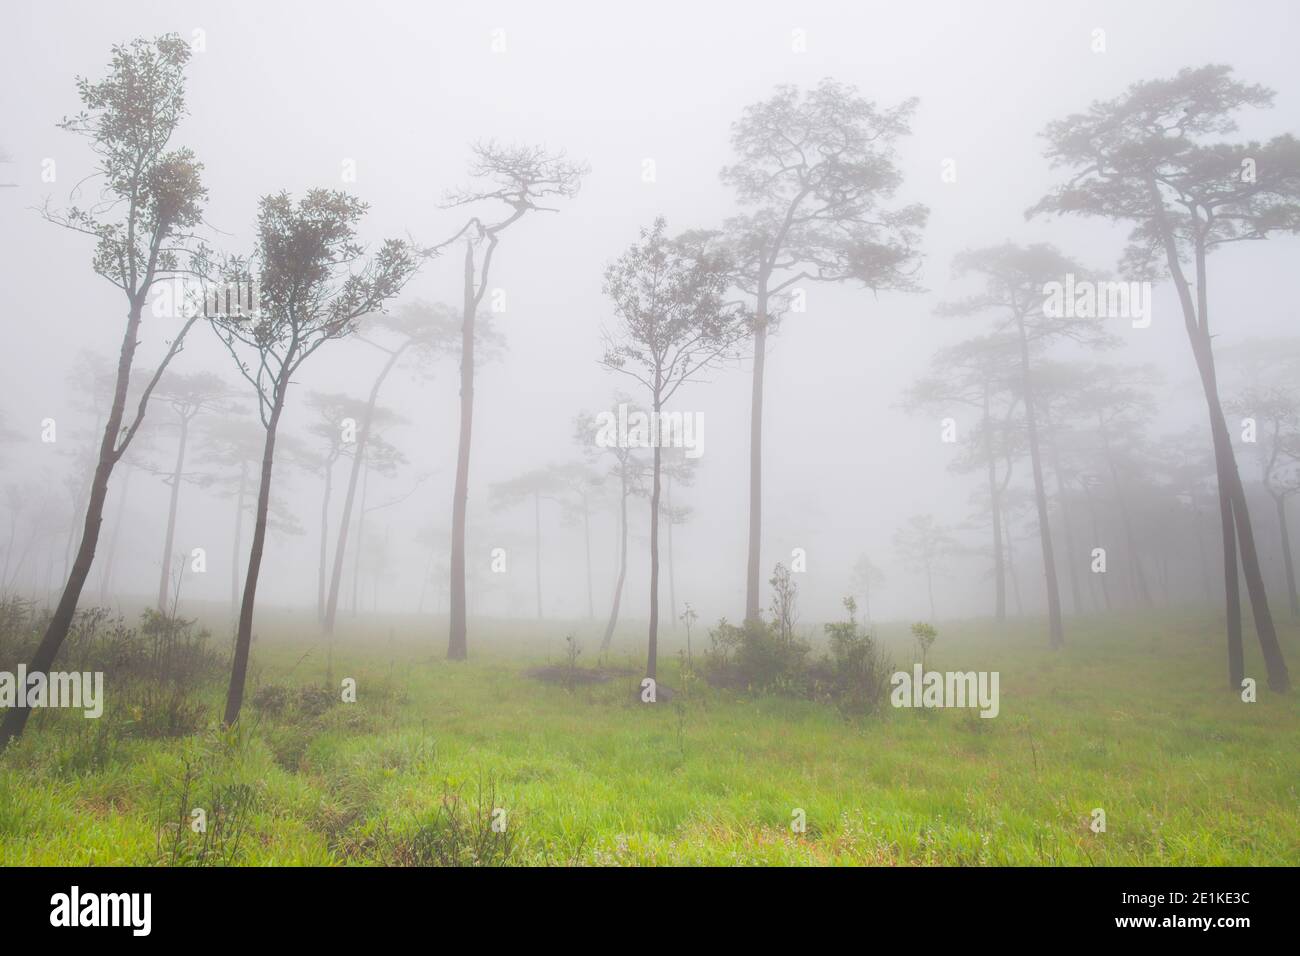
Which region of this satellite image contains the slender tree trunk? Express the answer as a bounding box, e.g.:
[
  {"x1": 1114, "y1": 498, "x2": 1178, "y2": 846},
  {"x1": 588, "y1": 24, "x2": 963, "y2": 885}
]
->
[
  {"x1": 647, "y1": 437, "x2": 662, "y2": 681},
  {"x1": 231, "y1": 462, "x2": 247, "y2": 623},
  {"x1": 1014, "y1": 313, "x2": 1064, "y2": 647},
  {"x1": 744, "y1": 282, "x2": 768, "y2": 622},
  {"x1": 448, "y1": 239, "x2": 476, "y2": 660},
  {"x1": 1275, "y1": 494, "x2": 1299, "y2": 618},
  {"x1": 324, "y1": 345, "x2": 403, "y2": 633},
  {"x1": 1006, "y1": 532, "x2": 1023, "y2": 616},
  {"x1": 600, "y1": 475, "x2": 629, "y2": 653},
  {"x1": 1, "y1": 304, "x2": 144, "y2": 751},
  {"x1": 1043, "y1": 414, "x2": 1085, "y2": 615},
  {"x1": 1150, "y1": 186, "x2": 1285, "y2": 689},
  {"x1": 158, "y1": 415, "x2": 189, "y2": 611},
  {"x1": 224, "y1": 387, "x2": 286, "y2": 726}
]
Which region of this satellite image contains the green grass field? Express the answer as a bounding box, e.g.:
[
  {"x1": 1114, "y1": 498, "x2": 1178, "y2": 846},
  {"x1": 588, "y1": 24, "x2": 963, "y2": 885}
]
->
[{"x1": 1, "y1": 610, "x2": 1296, "y2": 865}]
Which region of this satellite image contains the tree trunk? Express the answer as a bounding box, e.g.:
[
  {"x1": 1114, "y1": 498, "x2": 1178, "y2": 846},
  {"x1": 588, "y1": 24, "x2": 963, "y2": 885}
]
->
[
  {"x1": 324, "y1": 345, "x2": 403, "y2": 634},
  {"x1": 158, "y1": 415, "x2": 190, "y2": 611},
  {"x1": 0, "y1": 304, "x2": 144, "y2": 751},
  {"x1": 744, "y1": 282, "x2": 768, "y2": 622},
  {"x1": 231, "y1": 461, "x2": 247, "y2": 622},
  {"x1": 223, "y1": 387, "x2": 287, "y2": 726},
  {"x1": 351, "y1": 463, "x2": 368, "y2": 617},
  {"x1": 1099, "y1": 425, "x2": 1152, "y2": 608},
  {"x1": 1043, "y1": 412, "x2": 1085, "y2": 615},
  {"x1": 448, "y1": 239, "x2": 476, "y2": 660},
  {"x1": 600, "y1": 473, "x2": 629, "y2": 653},
  {"x1": 1014, "y1": 313, "x2": 1065, "y2": 647},
  {"x1": 647, "y1": 438, "x2": 662, "y2": 681}
]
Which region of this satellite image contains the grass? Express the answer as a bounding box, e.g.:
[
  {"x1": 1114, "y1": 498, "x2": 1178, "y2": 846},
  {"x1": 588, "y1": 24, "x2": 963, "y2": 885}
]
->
[{"x1": 0, "y1": 608, "x2": 1296, "y2": 865}]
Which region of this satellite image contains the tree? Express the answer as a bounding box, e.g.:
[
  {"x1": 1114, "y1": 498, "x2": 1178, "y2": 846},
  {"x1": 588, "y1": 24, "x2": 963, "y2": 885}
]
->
[
  {"x1": 489, "y1": 467, "x2": 565, "y2": 620},
  {"x1": 148, "y1": 371, "x2": 233, "y2": 610},
  {"x1": 1030, "y1": 64, "x2": 1298, "y2": 691},
  {"x1": 210, "y1": 190, "x2": 415, "y2": 726},
  {"x1": 851, "y1": 555, "x2": 887, "y2": 625},
  {"x1": 893, "y1": 514, "x2": 957, "y2": 622},
  {"x1": 547, "y1": 460, "x2": 606, "y2": 620},
  {"x1": 720, "y1": 78, "x2": 928, "y2": 621},
  {"x1": 322, "y1": 300, "x2": 471, "y2": 635},
  {"x1": 903, "y1": 333, "x2": 1022, "y2": 620},
  {"x1": 1228, "y1": 386, "x2": 1300, "y2": 617},
  {"x1": 599, "y1": 218, "x2": 746, "y2": 682},
  {"x1": 939, "y1": 244, "x2": 1114, "y2": 647},
  {"x1": 1, "y1": 36, "x2": 209, "y2": 751},
  {"x1": 427, "y1": 143, "x2": 587, "y2": 661},
  {"x1": 576, "y1": 400, "x2": 649, "y2": 654}
]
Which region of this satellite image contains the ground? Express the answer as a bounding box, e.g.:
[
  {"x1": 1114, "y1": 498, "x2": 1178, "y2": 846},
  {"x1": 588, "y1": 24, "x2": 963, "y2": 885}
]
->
[{"x1": 1, "y1": 609, "x2": 1296, "y2": 865}]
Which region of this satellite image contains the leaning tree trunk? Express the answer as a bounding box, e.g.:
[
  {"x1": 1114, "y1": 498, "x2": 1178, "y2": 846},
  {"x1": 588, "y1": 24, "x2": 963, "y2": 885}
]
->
[
  {"x1": 448, "y1": 239, "x2": 476, "y2": 660},
  {"x1": 224, "y1": 385, "x2": 287, "y2": 726},
  {"x1": 324, "y1": 344, "x2": 404, "y2": 634},
  {"x1": 744, "y1": 281, "x2": 769, "y2": 622},
  {"x1": 0, "y1": 304, "x2": 143, "y2": 751},
  {"x1": 158, "y1": 415, "x2": 190, "y2": 611},
  {"x1": 99, "y1": 464, "x2": 134, "y2": 605},
  {"x1": 1014, "y1": 313, "x2": 1065, "y2": 648},
  {"x1": 1151, "y1": 189, "x2": 1286, "y2": 691},
  {"x1": 231, "y1": 461, "x2": 247, "y2": 622},
  {"x1": 600, "y1": 474, "x2": 630, "y2": 653}
]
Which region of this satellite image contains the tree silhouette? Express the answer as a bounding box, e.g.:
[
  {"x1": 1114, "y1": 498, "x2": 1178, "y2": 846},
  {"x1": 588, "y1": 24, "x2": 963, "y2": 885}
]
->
[
  {"x1": 2, "y1": 35, "x2": 210, "y2": 751},
  {"x1": 1031, "y1": 63, "x2": 1298, "y2": 690},
  {"x1": 720, "y1": 79, "x2": 928, "y2": 621},
  {"x1": 209, "y1": 190, "x2": 416, "y2": 725}
]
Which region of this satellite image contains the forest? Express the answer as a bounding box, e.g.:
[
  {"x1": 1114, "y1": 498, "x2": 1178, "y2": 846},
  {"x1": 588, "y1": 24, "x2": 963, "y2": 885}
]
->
[{"x1": 0, "y1": 1, "x2": 1296, "y2": 873}]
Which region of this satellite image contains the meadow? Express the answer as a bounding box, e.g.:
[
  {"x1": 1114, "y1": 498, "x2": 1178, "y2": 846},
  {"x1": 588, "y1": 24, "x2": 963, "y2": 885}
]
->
[{"x1": 1, "y1": 607, "x2": 1296, "y2": 866}]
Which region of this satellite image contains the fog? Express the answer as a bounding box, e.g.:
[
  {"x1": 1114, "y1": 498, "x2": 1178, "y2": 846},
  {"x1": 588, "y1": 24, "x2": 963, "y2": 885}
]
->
[{"x1": 2, "y1": 0, "x2": 1298, "y2": 638}]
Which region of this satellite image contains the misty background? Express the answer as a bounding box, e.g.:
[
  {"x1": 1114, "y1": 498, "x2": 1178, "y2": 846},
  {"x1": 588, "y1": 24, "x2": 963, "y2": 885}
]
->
[{"x1": 2, "y1": 0, "x2": 1297, "y2": 633}]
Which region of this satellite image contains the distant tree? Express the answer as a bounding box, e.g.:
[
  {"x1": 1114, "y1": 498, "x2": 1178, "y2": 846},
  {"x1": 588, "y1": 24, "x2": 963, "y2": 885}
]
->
[
  {"x1": 490, "y1": 467, "x2": 565, "y2": 620},
  {"x1": 851, "y1": 555, "x2": 887, "y2": 625},
  {"x1": 322, "y1": 301, "x2": 473, "y2": 635},
  {"x1": 720, "y1": 78, "x2": 929, "y2": 621},
  {"x1": 209, "y1": 190, "x2": 415, "y2": 726},
  {"x1": 938, "y1": 244, "x2": 1114, "y2": 647},
  {"x1": 903, "y1": 333, "x2": 1022, "y2": 619},
  {"x1": 1228, "y1": 387, "x2": 1300, "y2": 617},
  {"x1": 426, "y1": 142, "x2": 587, "y2": 661},
  {"x1": 1031, "y1": 64, "x2": 1299, "y2": 690},
  {"x1": 2, "y1": 36, "x2": 209, "y2": 751},
  {"x1": 147, "y1": 371, "x2": 233, "y2": 610},
  {"x1": 599, "y1": 217, "x2": 746, "y2": 683},
  {"x1": 576, "y1": 400, "x2": 649, "y2": 654},
  {"x1": 547, "y1": 461, "x2": 607, "y2": 620},
  {"x1": 893, "y1": 514, "x2": 957, "y2": 622}
]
